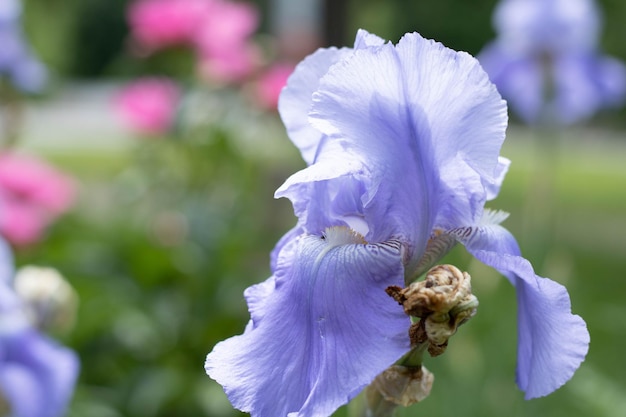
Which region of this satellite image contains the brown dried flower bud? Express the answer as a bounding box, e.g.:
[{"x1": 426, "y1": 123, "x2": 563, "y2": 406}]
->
[
  {"x1": 387, "y1": 264, "x2": 478, "y2": 355},
  {"x1": 366, "y1": 364, "x2": 435, "y2": 412}
]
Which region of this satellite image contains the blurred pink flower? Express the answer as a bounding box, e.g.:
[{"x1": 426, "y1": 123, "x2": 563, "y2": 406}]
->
[
  {"x1": 0, "y1": 152, "x2": 76, "y2": 246},
  {"x1": 127, "y1": 0, "x2": 209, "y2": 52},
  {"x1": 115, "y1": 77, "x2": 181, "y2": 136},
  {"x1": 127, "y1": 0, "x2": 261, "y2": 83},
  {"x1": 252, "y1": 63, "x2": 294, "y2": 110},
  {"x1": 194, "y1": 0, "x2": 260, "y2": 83},
  {"x1": 193, "y1": 0, "x2": 258, "y2": 54},
  {"x1": 198, "y1": 42, "x2": 261, "y2": 84}
]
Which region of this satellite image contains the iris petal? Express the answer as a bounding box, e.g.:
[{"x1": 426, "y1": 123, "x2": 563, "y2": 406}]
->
[
  {"x1": 206, "y1": 233, "x2": 410, "y2": 417},
  {"x1": 473, "y1": 251, "x2": 589, "y2": 399},
  {"x1": 452, "y1": 221, "x2": 589, "y2": 398},
  {"x1": 306, "y1": 31, "x2": 506, "y2": 255},
  {"x1": 278, "y1": 47, "x2": 352, "y2": 165}
]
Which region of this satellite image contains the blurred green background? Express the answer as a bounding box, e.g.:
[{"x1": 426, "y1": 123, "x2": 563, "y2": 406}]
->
[{"x1": 9, "y1": 0, "x2": 626, "y2": 417}]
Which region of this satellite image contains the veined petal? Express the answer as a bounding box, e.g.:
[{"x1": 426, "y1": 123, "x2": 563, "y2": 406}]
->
[
  {"x1": 278, "y1": 47, "x2": 352, "y2": 165},
  {"x1": 473, "y1": 251, "x2": 589, "y2": 399},
  {"x1": 451, "y1": 219, "x2": 589, "y2": 399},
  {"x1": 206, "y1": 231, "x2": 410, "y2": 417},
  {"x1": 306, "y1": 32, "x2": 506, "y2": 254},
  {"x1": 484, "y1": 157, "x2": 511, "y2": 201},
  {"x1": 478, "y1": 42, "x2": 544, "y2": 124},
  {"x1": 352, "y1": 29, "x2": 385, "y2": 49},
  {"x1": 278, "y1": 29, "x2": 389, "y2": 166}
]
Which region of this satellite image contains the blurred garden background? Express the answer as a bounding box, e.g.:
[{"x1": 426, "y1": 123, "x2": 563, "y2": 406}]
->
[{"x1": 3, "y1": 0, "x2": 626, "y2": 416}]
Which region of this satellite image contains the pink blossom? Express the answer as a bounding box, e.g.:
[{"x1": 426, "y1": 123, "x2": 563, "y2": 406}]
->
[
  {"x1": 252, "y1": 63, "x2": 294, "y2": 110},
  {"x1": 0, "y1": 152, "x2": 76, "y2": 246},
  {"x1": 194, "y1": 0, "x2": 260, "y2": 83},
  {"x1": 127, "y1": 0, "x2": 261, "y2": 83},
  {"x1": 127, "y1": 0, "x2": 209, "y2": 52},
  {"x1": 193, "y1": 0, "x2": 258, "y2": 55},
  {"x1": 198, "y1": 42, "x2": 261, "y2": 84},
  {"x1": 115, "y1": 77, "x2": 181, "y2": 136}
]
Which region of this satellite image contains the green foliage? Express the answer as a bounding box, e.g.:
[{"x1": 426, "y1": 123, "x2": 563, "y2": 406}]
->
[{"x1": 16, "y1": 114, "x2": 626, "y2": 417}]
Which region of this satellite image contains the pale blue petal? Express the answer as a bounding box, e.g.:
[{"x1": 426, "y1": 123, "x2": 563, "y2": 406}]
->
[
  {"x1": 206, "y1": 234, "x2": 410, "y2": 417},
  {"x1": 306, "y1": 32, "x2": 506, "y2": 258},
  {"x1": 278, "y1": 47, "x2": 352, "y2": 165},
  {"x1": 277, "y1": 172, "x2": 367, "y2": 237},
  {"x1": 452, "y1": 222, "x2": 589, "y2": 399},
  {"x1": 277, "y1": 29, "x2": 386, "y2": 166},
  {"x1": 473, "y1": 251, "x2": 589, "y2": 399},
  {"x1": 353, "y1": 29, "x2": 385, "y2": 49},
  {"x1": 269, "y1": 225, "x2": 303, "y2": 273},
  {"x1": 484, "y1": 157, "x2": 510, "y2": 201}
]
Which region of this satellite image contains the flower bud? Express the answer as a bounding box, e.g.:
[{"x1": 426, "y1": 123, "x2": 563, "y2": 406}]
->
[{"x1": 13, "y1": 266, "x2": 78, "y2": 333}]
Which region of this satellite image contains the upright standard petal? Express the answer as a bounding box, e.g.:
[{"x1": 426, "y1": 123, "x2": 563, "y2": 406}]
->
[
  {"x1": 206, "y1": 230, "x2": 410, "y2": 417},
  {"x1": 278, "y1": 29, "x2": 385, "y2": 165},
  {"x1": 301, "y1": 32, "x2": 506, "y2": 254},
  {"x1": 449, "y1": 218, "x2": 589, "y2": 398}
]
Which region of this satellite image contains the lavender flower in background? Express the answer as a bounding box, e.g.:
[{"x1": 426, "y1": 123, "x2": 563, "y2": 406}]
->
[
  {"x1": 0, "y1": 239, "x2": 79, "y2": 417},
  {"x1": 0, "y1": 0, "x2": 47, "y2": 93},
  {"x1": 478, "y1": 0, "x2": 626, "y2": 125},
  {"x1": 205, "y1": 29, "x2": 589, "y2": 417}
]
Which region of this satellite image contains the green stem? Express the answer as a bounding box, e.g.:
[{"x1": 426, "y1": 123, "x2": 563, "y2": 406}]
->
[{"x1": 397, "y1": 340, "x2": 428, "y2": 369}]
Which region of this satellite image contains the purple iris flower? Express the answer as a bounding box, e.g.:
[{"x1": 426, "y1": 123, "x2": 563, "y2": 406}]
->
[
  {"x1": 0, "y1": 239, "x2": 79, "y2": 417},
  {"x1": 205, "y1": 30, "x2": 589, "y2": 416},
  {"x1": 0, "y1": 0, "x2": 47, "y2": 93},
  {"x1": 478, "y1": 0, "x2": 626, "y2": 125}
]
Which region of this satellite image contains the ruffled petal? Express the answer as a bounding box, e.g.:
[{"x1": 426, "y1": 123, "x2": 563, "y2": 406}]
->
[
  {"x1": 451, "y1": 220, "x2": 589, "y2": 399},
  {"x1": 278, "y1": 47, "x2": 352, "y2": 165},
  {"x1": 484, "y1": 157, "x2": 510, "y2": 201},
  {"x1": 473, "y1": 251, "x2": 589, "y2": 399},
  {"x1": 206, "y1": 231, "x2": 410, "y2": 417},
  {"x1": 278, "y1": 29, "x2": 388, "y2": 166},
  {"x1": 305, "y1": 32, "x2": 506, "y2": 254},
  {"x1": 478, "y1": 42, "x2": 544, "y2": 124}
]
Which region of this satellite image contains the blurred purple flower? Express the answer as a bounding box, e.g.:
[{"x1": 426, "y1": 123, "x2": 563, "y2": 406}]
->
[
  {"x1": 479, "y1": 0, "x2": 626, "y2": 125},
  {"x1": 0, "y1": 239, "x2": 79, "y2": 417},
  {"x1": 0, "y1": 0, "x2": 47, "y2": 93},
  {"x1": 205, "y1": 30, "x2": 589, "y2": 416}
]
